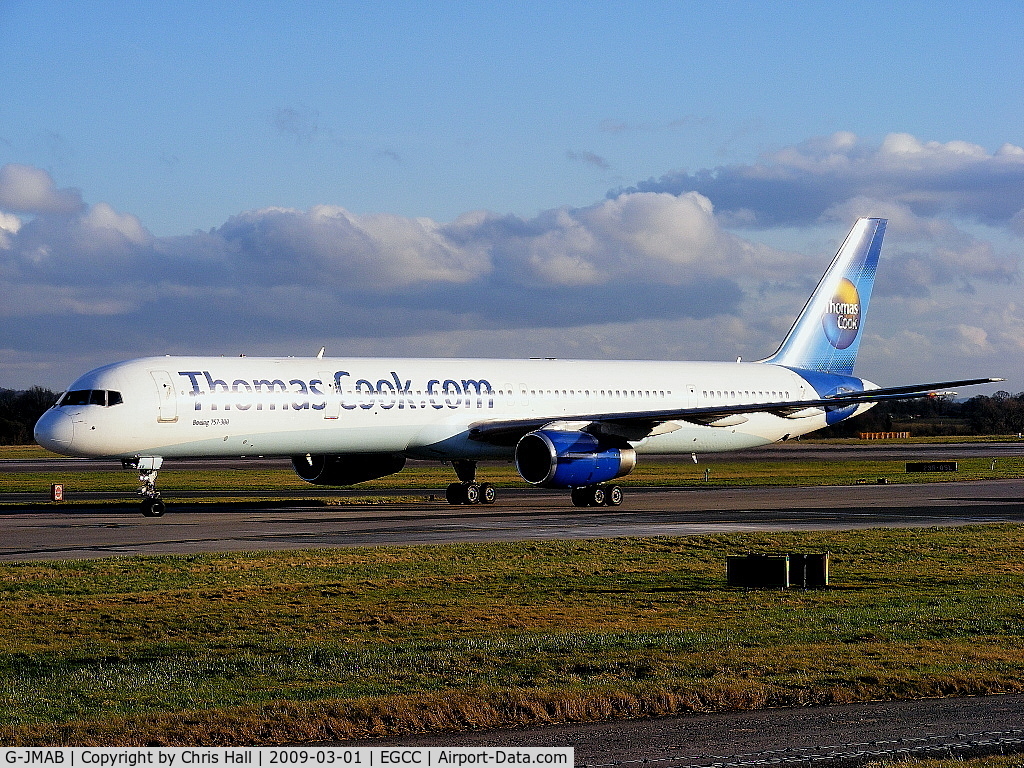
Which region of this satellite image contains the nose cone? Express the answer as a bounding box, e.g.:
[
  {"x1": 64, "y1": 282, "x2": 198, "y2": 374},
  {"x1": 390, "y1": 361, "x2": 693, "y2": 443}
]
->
[{"x1": 34, "y1": 409, "x2": 75, "y2": 454}]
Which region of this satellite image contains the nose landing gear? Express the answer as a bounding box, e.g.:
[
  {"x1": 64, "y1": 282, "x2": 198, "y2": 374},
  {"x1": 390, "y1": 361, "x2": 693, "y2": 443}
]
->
[{"x1": 123, "y1": 457, "x2": 165, "y2": 517}]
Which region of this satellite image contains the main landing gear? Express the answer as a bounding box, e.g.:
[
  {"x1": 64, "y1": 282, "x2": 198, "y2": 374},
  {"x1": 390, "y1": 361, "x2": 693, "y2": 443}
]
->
[
  {"x1": 123, "y1": 457, "x2": 166, "y2": 517},
  {"x1": 445, "y1": 459, "x2": 497, "y2": 505},
  {"x1": 570, "y1": 484, "x2": 623, "y2": 507}
]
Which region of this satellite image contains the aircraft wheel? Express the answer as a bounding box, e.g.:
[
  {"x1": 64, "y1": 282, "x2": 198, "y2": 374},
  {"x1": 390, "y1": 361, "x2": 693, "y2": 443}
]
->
[
  {"x1": 589, "y1": 486, "x2": 606, "y2": 506},
  {"x1": 570, "y1": 487, "x2": 589, "y2": 507},
  {"x1": 463, "y1": 482, "x2": 481, "y2": 504},
  {"x1": 446, "y1": 482, "x2": 465, "y2": 504},
  {"x1": 606, "y1": 485, "x2": 623, "y2": 506},
  {"x1": 141, "y1": 498, "x2": 165, "y2": 517},
  {"x1": 479, "y1": 482, "x2": 496, "y2": 504}
]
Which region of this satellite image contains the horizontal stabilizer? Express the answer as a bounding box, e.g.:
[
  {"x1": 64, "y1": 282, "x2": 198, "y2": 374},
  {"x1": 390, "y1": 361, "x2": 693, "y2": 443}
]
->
[{"x1": 823, "y1": 377, "x2": 1004, "y2": 403}]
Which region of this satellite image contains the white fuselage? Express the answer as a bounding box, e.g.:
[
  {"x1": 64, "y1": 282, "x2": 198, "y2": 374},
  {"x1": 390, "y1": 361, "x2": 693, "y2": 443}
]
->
[{"x1": 35, "y1": 356, "x2": 873, "y2": 461}]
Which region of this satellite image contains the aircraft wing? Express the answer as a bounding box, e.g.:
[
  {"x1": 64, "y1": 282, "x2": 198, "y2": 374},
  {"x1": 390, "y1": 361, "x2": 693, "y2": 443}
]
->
[{"x1": 467, "y1": 377, "x2": 1003, "y2": 446}]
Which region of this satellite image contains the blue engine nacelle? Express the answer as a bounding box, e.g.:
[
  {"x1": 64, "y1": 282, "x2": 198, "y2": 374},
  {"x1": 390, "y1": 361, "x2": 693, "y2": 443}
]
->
[{"x1": 514, "y1": 430, "x2": 637, "y2": 488}]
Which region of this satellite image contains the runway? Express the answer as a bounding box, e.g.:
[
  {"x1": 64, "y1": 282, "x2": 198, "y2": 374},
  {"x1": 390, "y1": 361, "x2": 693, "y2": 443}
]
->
[{"x1": 2, "y1": 478, "x2": 1023, "y2": 561}]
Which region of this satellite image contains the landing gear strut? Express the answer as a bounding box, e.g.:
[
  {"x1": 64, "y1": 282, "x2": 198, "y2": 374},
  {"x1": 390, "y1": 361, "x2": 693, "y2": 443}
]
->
[
  {"x1": 123, "y1": 457, "x2": 165, "y2": 517},
  {"x1": 445, "y1": 460, "x2": 496, "y2": 505},
  {"x1": 570, "y1": 484, "x2": 623, "y2": 507}
]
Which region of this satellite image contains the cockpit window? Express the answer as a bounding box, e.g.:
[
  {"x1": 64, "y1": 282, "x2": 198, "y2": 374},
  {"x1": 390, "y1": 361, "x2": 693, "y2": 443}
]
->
[
  {"x1": 61, "y1": 390, "x2": 91, "y2": 406},
  {"x1": 58, "y1": 389, "x2": 124, "y2": 407}
]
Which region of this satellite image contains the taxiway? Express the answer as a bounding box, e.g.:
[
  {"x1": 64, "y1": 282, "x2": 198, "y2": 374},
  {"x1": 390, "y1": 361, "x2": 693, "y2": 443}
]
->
[{"x1": 2, "y1": 478, "x2": 1023, "y2": 561}]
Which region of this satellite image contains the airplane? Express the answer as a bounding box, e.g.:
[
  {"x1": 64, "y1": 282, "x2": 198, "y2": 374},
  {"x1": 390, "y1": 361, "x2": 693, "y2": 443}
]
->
[{"x1": 34, "y1": 217, "x2": 1000, "y2": 517}]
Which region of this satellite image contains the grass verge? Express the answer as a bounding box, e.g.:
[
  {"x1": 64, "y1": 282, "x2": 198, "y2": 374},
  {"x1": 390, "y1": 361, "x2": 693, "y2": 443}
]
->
[
  {"x1": 1, "y1": 525, "x2": 1023, "y2": 745},
  {"x1": 3, "y1": 455, "x2": 1023, "y2": 499}
]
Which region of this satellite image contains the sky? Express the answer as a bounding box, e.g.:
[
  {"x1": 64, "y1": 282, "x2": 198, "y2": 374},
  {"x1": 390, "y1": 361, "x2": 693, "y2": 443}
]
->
[{"x1": 2, "y1": 1, "x2": 1023, "y2": 394}]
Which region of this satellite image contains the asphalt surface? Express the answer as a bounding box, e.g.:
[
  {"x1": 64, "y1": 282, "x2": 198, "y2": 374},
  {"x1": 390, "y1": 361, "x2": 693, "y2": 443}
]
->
[
  {"x1": 2, "y1": 479, "x2": 1024, "y2": 560},
  {"x1": 348, "y1": 694, "x2": 1024, "y2": 767}
]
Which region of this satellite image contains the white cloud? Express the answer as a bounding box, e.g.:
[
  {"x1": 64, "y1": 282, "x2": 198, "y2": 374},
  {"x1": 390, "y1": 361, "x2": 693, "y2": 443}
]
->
[
  {"x1": 213, "y1": 205, "x2": 492, "y2": 290},
  {"x1": 462, "y1": 192, "x2": 755, "y2": 289},
  {"x1": 0, "y1": 211, "x2": 21, "y2": 235},
  {"x1": 0, "y1": 163, "x2": 84, "y2": 215},
  {"x1": 0, "y1": 211, "x2": 20, "y2": 250},
  {"x1": 623, "y1": 131, "x2": 1024, "y2": 230},
  {"x1": 582, "y1": 192, "x2": 719, "y2": 267},
  {"x1": 0, "y1": 168, "x2": 752, "y2": 361},
  {"x1": 878, "y1": 133, "x2": 988, "y2": 159},
  {"x1": 952, "y1": 324, "x2": 992, "y2": 354},
  {"x1": 82, "y1": 202, "x2": 149, "y2": 245}
]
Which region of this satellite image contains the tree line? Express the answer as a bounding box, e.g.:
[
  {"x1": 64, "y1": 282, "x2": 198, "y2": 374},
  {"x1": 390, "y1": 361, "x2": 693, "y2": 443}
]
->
[
  {"x1": 1, "y1": 386, "x2": 1023, "y2": 446},
  {"x1": 0, "y1": 387, "x2": 60, "y2": 445},
  {"x1": 818, "y1": 390, "x2": 1024, "y2": 438}
]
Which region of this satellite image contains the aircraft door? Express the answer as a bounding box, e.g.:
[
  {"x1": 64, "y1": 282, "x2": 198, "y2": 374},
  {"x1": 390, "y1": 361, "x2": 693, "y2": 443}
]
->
[
  {"x1": 151, "y1": 371, "x2": 178, "y2": 423},
  {"x1": 501, "y1": 383, "x2": 514, "y2": 410}
]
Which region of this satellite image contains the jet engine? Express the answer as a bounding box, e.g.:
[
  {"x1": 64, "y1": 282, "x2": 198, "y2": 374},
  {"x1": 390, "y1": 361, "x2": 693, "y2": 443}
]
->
[
  {"x1": 291, "y1": 453, "x2": 407, "y2": 485},
  {"x1": 514, "y1": 430, "x2": 636, "y2": 488}
]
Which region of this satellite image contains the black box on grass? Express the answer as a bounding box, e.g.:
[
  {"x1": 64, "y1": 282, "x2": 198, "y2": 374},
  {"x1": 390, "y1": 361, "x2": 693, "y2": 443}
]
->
[
  {"x1": 789, "y1": 552, "x2": 830, "y2": 588},
  {"x1": 727, "y1": 552, "x2": 830, "y2": 589},
  {"x1": 727, "y1": 554, "x2": 790, "y2": 589}
]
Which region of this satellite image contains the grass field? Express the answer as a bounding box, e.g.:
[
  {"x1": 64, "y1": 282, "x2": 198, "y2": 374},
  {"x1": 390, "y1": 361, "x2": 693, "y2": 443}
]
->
[{"x1": 1, "y1": 524, "x2": 1023, "y2": 746}]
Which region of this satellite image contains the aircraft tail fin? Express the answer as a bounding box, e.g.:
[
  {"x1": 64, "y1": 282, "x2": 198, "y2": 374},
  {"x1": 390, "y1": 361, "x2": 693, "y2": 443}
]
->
[{"x1": 764, "y1": 217, "x2": 886, "y2": 375}]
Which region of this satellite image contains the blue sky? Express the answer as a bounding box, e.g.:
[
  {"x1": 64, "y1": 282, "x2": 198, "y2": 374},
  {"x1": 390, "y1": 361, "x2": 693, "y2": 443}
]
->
[{"x1": 2, "y1": 1, "x2": 1023, "y2": 393}]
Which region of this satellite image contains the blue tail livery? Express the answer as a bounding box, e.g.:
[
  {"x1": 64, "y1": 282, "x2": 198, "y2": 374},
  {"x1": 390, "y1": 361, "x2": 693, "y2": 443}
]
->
[{"x1": 765, "y1": 217, "x2": 885, "y2": 375}]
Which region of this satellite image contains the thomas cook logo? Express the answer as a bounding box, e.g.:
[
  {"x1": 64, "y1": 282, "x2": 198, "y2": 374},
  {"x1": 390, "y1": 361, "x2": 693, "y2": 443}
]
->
[{"x1": 822, "y1": 278, "x2": 860, "y2": 349}]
